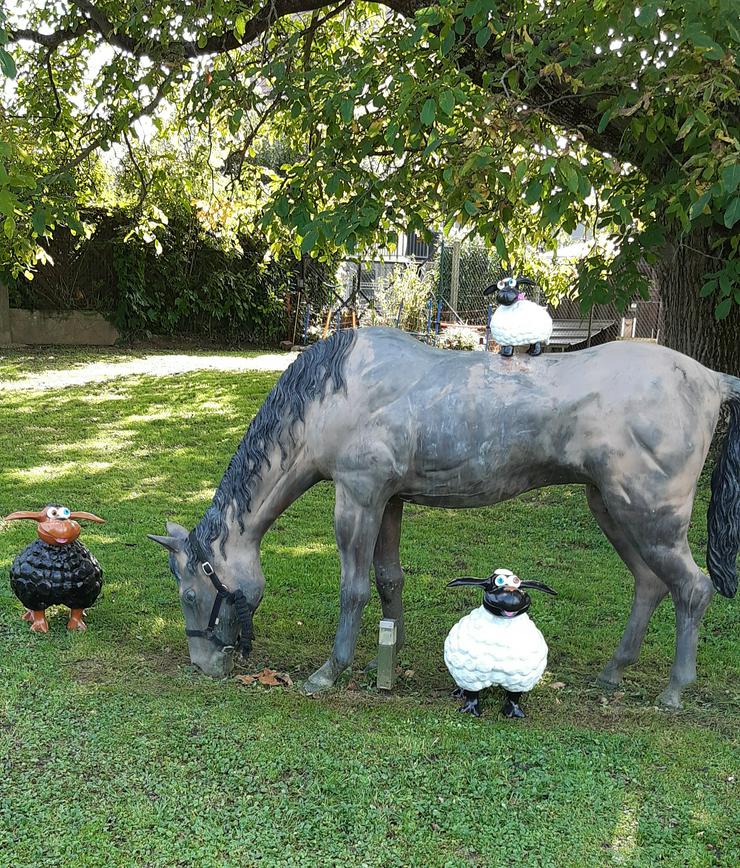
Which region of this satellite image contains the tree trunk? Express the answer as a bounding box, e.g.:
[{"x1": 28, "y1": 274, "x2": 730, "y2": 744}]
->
[{"x1": 652, "y1": 230, "x2": 740, "y2": 377}]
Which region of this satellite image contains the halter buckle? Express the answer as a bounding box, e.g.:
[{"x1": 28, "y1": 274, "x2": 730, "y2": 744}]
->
[{"x1": 201, "y1": 561, "x2": 215, "y2": 576}]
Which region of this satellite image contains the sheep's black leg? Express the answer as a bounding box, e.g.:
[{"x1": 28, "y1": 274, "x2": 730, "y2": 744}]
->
[
  {"x1": 502, "y1": 691, "x2": 525, "y2": 718},
  {"x1": 500, "y1": 345, "x2": 514, "y2": 357},
  {"x1": 527, "y1": 342, "x2": 542, "y2": 356},
  {"x1": 458, "y1": 690, "x2": 482, "y2": 717}
]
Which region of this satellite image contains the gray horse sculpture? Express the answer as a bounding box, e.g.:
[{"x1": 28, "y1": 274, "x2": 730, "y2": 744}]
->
[{"x1": 149, "y1": 327, "x2": 739, "y2": 707}]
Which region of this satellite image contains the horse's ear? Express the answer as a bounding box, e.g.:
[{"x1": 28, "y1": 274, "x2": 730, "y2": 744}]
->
[
  {"x1": 165, "y1": 521, "x2": 189, "y2": 539},
  {"x1": 147, "y1": 533, "x2": 186, "y2": 553}
]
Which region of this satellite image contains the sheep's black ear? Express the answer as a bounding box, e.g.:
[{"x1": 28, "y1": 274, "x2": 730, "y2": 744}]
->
[
  {"x1": 482, "y1": 284, "x2": 498, "y2": 296},
  {"x1": 447, "y1": 577, "x2": 487, "y2": 587},
  {"x1": 519, "y1": 580, "x2": 557, "y2": 596},
  {"x1": 515, "y1": 276, "x2": 537, "y2": 287}
]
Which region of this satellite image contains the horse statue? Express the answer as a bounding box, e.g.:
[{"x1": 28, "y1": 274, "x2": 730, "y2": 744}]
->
[{"x1": 149, "y1": 327, "x2": 739, "y2": 708}]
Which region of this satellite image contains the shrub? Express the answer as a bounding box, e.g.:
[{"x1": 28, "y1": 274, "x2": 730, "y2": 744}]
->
[
  {"x1": 438, "y1": 325, "x2": 480, "y2": 350},
  {"x1": 372, "y1": 264, "x2": 435, "y2": 332}
]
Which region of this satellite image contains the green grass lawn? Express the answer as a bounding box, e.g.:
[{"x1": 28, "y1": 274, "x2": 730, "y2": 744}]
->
[{"x1": 0, "y1": 347, "x2": 738, "y2": 867}]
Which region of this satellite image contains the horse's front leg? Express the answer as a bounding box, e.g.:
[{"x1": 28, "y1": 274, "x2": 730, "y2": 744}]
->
[{"x1": 302, "y1": 485, "x2": 386, "y2": 695}]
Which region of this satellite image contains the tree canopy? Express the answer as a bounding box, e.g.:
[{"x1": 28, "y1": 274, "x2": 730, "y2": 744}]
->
[{"x1": 2, "y1": 1, "x2": 739, "y2": 330}]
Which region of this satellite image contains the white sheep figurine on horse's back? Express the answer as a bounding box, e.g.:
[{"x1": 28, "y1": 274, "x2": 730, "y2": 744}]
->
[{"x1": 484, "y1": 276, "x2": 553, "y2": 357}]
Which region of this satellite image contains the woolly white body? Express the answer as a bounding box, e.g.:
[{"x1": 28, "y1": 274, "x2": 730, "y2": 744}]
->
[
  {"x1": 491, "y1": 299, "x2": 553, "y2": 347},
  {"x1": 444, "y1": 606, "x2": 548, "y2": 693}
]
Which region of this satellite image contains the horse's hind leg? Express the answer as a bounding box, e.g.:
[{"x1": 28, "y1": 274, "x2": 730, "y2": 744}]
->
[
  {"x1": 594, "y1": 488, "x2": 715, "y2": 708},
  {"x1": 302, "y1": 483, "x2": 386, "y2": 695},
  {"x1": 373, "y1": 497, "x2": 405, "y2": 649},
  {"x1": 586, "y1": 486, "x2": 669, "y2": 687}
]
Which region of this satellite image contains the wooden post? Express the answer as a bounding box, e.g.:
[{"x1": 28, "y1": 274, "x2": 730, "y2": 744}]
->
[
  {"x1": 376, "y1": 618, "x2": 398, "y2": 691},
  {"x1": 450, "y1": 239, "x2": 461, "y2": 313},
  {"x1": 0, "y1": 280, "x2": 11, "y2": 346}
]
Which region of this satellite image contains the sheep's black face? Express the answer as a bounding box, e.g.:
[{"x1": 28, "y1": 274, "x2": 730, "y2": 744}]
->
[
  {"x1": 483, "y1": 588, "x2": 531, "y2": 618},
  {"x1": 495, "y1": 288, "x2": 519, "y2": 306}
]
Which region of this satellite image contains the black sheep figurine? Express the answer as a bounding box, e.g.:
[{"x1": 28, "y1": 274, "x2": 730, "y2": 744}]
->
[{"x1": 5, "y1": 505, "x2": 105, "y2": 633}]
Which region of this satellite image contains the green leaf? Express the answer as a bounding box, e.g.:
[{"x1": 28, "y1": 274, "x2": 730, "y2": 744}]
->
[
  {"x1": 524, "y1": 179, "x2": 543, "y2": 204},
  {"x1": 715, "y1": 297, "x2": 732, "y2": 320},
  {"x1": 463, "y1": 200, "x2": 478, "y2": 216},
  {"x1": 676, "y1": 116, "x2": 694, "y2": 140},
  {"x1": 635, "y1": 3, "x2": 658, "y2": 26},
  {"x1": 699, "y1": 279, "x2": 717, "y2": 298},
  {"x1": 420, "y1": 98, "x2": 436, "y2": 126},
  {"x1": 300, "y1": 230, "x2": 318, "y2": 254},
  {"x1": 0, "y1": 46, "x2": 15, "y2": 78},
  {"x1": 441, "y1": 28, "x2": 455, "y2": 56},
  {"x1": 3, "y1": 213, "x2": 15, "y2": 237},
  {"x1": 0, "y1": 187, "x2": 15, "y2": 215},
  {"x1": 597, "y1": 109, "x2": 613, "y2": 134},
  {"x1": 340, "y1": 98, "x2": 354, "y2": 124},
  {"x1": 724, "y1": 197, "x2": 740, "y2": 229},
  {"x1": 439, "y1": 91, "x2": 455, "y2": 116},
  {"x1": 494, "y1": 231, "x2": 507, "y2": 261},
  {"x1": 689, "y1": 191, "x2": 712, "y2": 220},
  {"x1": 31, "y1": 206, "x2": 47, "y2": 236},
  {"x1": 475, "y1": 26, "x2": 492, "y2": 49},
  {"x1": 234, "y1": 14, "x2": 246, "y2": 40},
  {"x1": 721, "y1": 163, "x2": 740, "y2": 195}
]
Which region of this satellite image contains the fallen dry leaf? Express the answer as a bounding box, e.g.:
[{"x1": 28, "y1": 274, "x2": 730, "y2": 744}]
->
[
  {"x1": 235, "y1": 668, "x2": 293, "y2": 688},
  {"x1": 550, "y1": 681, "x2": 566, "y2": 689}
]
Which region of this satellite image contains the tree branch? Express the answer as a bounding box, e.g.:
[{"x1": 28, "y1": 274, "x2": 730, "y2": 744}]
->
[
  {"x1": 9, "y1": 21, "x2": 92, "y2": 49},
  {"x1": 45, "y1": 69, "x2": 177, "y2": 179}
]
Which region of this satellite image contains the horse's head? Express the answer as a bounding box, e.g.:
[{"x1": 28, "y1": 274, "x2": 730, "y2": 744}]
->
[{"x1": 148, "y1": 522, "x2": 263, "y2": 678}]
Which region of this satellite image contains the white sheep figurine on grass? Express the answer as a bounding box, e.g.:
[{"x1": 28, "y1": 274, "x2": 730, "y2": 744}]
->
[
  {"x1": 444, "y1": 568, "x2": 557, "y2": 718},
  {"x1": 484, "y1": 276, "x2": 553, "y2": 357}
]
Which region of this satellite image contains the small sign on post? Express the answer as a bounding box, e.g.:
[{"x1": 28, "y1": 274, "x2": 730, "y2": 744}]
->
[{"x1": 376, "y1": 618, "x2": 398, "y2": 691}]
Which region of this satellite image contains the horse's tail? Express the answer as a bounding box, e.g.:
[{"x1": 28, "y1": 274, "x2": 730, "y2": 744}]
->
[{"x1": 706, "y1": 373, "x2": 740, "y2": 597}]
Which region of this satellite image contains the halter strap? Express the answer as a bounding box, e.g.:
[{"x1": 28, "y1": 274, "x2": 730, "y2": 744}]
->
[{"x1": 185, "y1": 538, "x2": 254, "y2": 656}]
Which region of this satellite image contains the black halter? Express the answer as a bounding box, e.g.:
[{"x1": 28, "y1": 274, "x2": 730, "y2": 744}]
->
[{"x1": 186, "y1": 538, "x2": 254, "y2": 656}]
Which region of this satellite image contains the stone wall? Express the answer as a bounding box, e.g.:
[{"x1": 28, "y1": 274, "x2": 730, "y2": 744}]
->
[{"x1": 0, "y1": 287, "x2": 119, "y2": 346}]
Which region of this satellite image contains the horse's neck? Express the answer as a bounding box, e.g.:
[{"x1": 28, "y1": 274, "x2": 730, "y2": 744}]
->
[{"x1": 216, "y1": 444, "x2": 318, "y2": 552}]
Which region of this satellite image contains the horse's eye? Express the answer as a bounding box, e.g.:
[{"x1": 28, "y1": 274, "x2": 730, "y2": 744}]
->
[{"x1": 184, "y1": 589, "x2": 197, "y2": 605}]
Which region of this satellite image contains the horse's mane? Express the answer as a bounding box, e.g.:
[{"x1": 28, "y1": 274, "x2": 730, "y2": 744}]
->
[{"x1": 190, "y1": 328, "x2": 357, "y2": 566}]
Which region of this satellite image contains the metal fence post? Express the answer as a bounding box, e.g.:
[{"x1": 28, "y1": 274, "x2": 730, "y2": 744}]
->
[{"x1": 450, "y1": 239, "x2": 461, "y2": 313}]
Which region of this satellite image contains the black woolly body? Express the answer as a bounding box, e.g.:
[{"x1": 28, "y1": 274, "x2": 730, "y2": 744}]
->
[
  {"x1": 191, "y1": 329, "x2": 358, "y2": 565},
  {"x1": 10, "y1": 539, "x2": 103, "y2": 610},
  {"x1": 707, "y1": 393, "x2": 740, "y2": 598}
]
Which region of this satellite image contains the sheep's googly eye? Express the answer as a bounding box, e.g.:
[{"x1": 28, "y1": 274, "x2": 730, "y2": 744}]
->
[
  {"x1": 58, "y1": 507, "x2": 71, "y2": 519},
  {"x1": 495, "y1": 576, "x2": 506, "y2": 587},
  {"x1": 47, "y1": 508, "x2": 58, "y2": 518},
  {"x1": 511, "y1": 576, "x2": 521, "y2": 587},
  {"x1": 184, "y1": 589, "x2": 197, "y2": 605}
]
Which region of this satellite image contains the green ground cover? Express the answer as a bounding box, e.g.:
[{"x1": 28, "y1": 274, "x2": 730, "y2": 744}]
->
[{"x1": 0, "y1": 348, "x2": 737, "y2": 867}]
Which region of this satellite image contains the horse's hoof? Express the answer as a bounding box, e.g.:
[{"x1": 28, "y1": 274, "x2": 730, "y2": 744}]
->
[
  {"x1": 301, "y1": 669, "x2": 335, "y2": 695},
  {"x1": 596, "y1": 668, "x2": 623, "y2": 690},
  {"x1": 657, "y1": 687, "x2": 683, "y2": 710},
  {"x1": 301, "y1": 679, "x2": 333, "y2": 696}
]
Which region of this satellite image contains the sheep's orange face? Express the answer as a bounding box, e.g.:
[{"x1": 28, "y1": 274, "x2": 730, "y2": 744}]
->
[
  {"x1": 4, "y1": 505, "x2": 105, "y2": 546},
  {"x1": 37, "y1": 506, "x2": 82, "y2": 545}
]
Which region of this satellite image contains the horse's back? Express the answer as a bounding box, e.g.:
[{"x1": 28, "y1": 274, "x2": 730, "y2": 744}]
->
[{"x1": 316, "y1": 329, "x2": 724, "y2": 505}]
